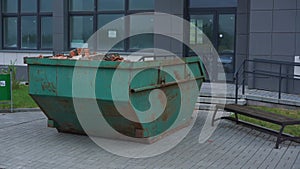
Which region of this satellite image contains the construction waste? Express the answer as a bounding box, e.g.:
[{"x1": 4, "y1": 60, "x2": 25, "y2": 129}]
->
[{"x1": 37, "y1": 48, "x2": 125, "y2": 62}]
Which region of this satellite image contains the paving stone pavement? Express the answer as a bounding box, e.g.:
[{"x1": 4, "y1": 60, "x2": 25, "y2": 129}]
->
[{"x1": 0, "y1": 111, "x2": 299, "y2": 169}]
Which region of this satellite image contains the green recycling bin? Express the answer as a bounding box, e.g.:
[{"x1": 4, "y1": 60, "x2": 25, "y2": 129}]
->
[
  {"x1": 0, "y1": 73, "x2": 11, "y2": 101},
  {"x1": 24, "y1": 56, "x2": 206, "y2": 143}
]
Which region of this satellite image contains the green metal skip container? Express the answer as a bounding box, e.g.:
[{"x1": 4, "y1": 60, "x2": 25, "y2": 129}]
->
[{"x1": 24, "y1": 56, "x2": 206, "y2": 143}]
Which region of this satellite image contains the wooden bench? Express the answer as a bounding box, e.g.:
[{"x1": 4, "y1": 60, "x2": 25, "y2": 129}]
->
[{"x1": 212, "y1": 104, "x2": 300, "y2": 149}]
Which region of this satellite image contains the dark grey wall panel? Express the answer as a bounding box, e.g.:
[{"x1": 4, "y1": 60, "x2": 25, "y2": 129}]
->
[
  {"x1": 52, "y1": 17, "x2": 64, "y2": 34},
  {"x1": 171, "y1": 40, "x2": 184, "y2": 54},
  {"x1": 236, "y1": 0, "x2": 250, "y2": 74},
  {"x1": 238, "y1": 0, "x2": 249, "y2": 13},
  {"x1": 250, "y1": 11, "x2": 272, "y2": 32},
  {"x1": 236, "y1": 35, "x2": 248, "y2": 55},
  {"x1": 294, "y1": 80, "x2": 300, "y2": 93},
  {"x1": 273, "y1": 10, "x2": 297, "y2": 32},
  {"x1": 272, "y1": 55, "x2": 295, "y2": 62},
  {"x1": 249, "y1": 33, "x2": 272, "y2": 55},
  {"x1": 272, "y1": 33, "x2": 296, "y2": 55},
  {"x1": 155, "y1": 0, "x2": 184, "y2": 15},
  {"x1": 253, "y1": 77, "x2": 280, "y2": 91},
  {"x1": 171, "y1": 0, "x2": 184, "y2": 14},
  {"x1": 297, "y1": 11, "x2": 300, "y2": 32},
  {"x1": 236, "y1": 54, "x2": 247, "y2": 70},
  {"x1": 154, "y1": 14, "x2": 171, "y2": 34},
  {"x1": 154, "y1": 0, "x2": 184, "y2": 56},
  {"x1": 274, "y1": 0, "x2": 297, "y2": 10},
  {"x1": 53, "y1": 0, "x2": 64, "y2": 17},
  {"x1": 190, "y1": 0, "x2": 237, "y2": 8},
  {"x1": 250, "y1": 0, "x2": 273, "y2": 10},
  {"x1": 154, "y1": 35, "x2": 171, "y2": 51},
  {"x1": 53, "y1": 0, "x2": 68, "y2": 54},
  {"x1": 251, "y1": 58, "x2": 274, "y2": 90},
  {"x1": 271, "y1": 55, "x2": 296, "y2": 93},
  {"x1": 237, "y1": 14, "x2": 249, "y2": 34},
  {"x1": 53, "y1": 34, "x2": 65, "y2": 53},
  {"x1": 244, "y1": 0, "x2": 300, "y2": 93},
  {"x1": 296, "y1": 10, "x2": 299, "y2": 92},
  {"x1": 249, "y1": 55, "x2": 271, "y2": 60},
  {"x1": 155, "y1": 0, "x2": 171, "y2": 13},
  {"x1": 171, "y1": 14, "x2": 184, "y2": 34},
  {"x1": 296, "y1": 33, "x2": 300, "y2": 55},
  {"x1": 0, "y1": 11, "x2": 2, "y2": 50}
]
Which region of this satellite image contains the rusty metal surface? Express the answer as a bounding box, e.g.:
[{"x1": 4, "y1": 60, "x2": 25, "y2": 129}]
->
[{"x1": 25, "y1": 57, "x2": 206, "y2": 142}]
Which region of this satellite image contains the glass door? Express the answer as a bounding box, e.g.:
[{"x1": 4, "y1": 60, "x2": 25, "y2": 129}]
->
[
  {"x1": 189, "y1": 14, "x2": 214, "y2": 48},
  {"x1": 217, "y1": 14, "x2": 236, "y2": 81},
  {"x1": 189, "y1": 10, "x2": 236, "y2": 82}
]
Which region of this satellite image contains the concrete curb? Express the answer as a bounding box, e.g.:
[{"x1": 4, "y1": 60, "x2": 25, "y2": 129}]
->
[{"x1": 0, "y1": 108, "x2": 41, "y2": 113}]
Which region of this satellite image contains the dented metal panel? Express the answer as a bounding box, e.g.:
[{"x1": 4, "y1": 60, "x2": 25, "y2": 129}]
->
[{"x1": 25, "y1": 57, "x2": 206, "y2": 143}]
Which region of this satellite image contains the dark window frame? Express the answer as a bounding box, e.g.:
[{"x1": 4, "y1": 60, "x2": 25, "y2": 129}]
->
[
  {"x1": 1, "y1": 0, "x2": 53, "y2": 50},
  {"x1": 68, "y1": 0, "x2": 154, "y2": 52}
]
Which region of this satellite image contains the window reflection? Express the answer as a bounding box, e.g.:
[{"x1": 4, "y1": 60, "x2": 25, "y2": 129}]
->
[
  {"x1": 69, "y1": 0, "x2": 94, "y2": 11},
  {"x1": 40, "y1": 0, "x2": 53, "y2": 12},
  {"x1": 68, "y1": 0, "x2": 155, "y2": 51},
  {"x1": 98, "y1": 14, "x2": 125, "y2": 50},
  {"x1": 129, "y1": 15, "x2": 154, "y2": 49},
  {"x1": 129, "y1": 0, "x2": 154, "y2": 10},
  {"x1": 70, "y1": 16, "x2": 94, "y2": 48},
  {"x1": 41, "y1": 17, "x2": 53, "y2": 48},
  {"x1": 2, "y1": 0, "x2": 53, "y2": 50},
  {"x1": 2, "y1": 0, "x2": 18, "y2": 13},
  {"x1": 3, "y1": 17, "x2": 17, "y2": 48},
  {"x1": 218, "y1": 14, "x2": 235, "y2": 54},
  {"x1": 98, "y1": 0, "x2": 124, "y2": 11},
  {"x1": 21, "y1": 0, "x2": 37, "y2": 13},
  {"x1": 21, "y1": 16, "x2": 37, "y2": 49}
]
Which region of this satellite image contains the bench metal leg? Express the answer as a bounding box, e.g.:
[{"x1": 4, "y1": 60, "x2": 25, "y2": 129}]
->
[
  {"x1": 275, "y1": 125, "x2": 285, "y2": 149},
  {"x1": 211, "y1": 107, "x2": 219, "y2": 127},
  {"x1": 234, "y1": 112, "x2": 239, "y2": 124}
]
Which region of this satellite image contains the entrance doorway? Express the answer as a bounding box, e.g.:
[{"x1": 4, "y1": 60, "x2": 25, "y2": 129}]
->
[{"x1": 189, "y1": 9, "x2": 236, "y2": 82}]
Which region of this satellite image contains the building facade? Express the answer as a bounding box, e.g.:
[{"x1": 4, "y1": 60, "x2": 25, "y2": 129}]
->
[{"x1": 0, "y1": 0, "x2": 299, "y2": 93}]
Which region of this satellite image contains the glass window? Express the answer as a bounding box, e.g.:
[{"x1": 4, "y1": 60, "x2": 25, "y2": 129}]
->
[
  {"x1": 2, "y1": 0, "x2": 18, "y2": 13},
  {"x1": 98, "y1": 0, "x2": 125, "y2": 11},
  {"x1": 98, "y1": 14, "x2": 124, "y2": 28},
  {"x1": 21, "y1": 0, "x2": 37, "y2": 13},
  {"x1": 69, "y1": 0, "x2": 94, "y2": 11},
  {"x1": 129, "y1": 15, "x2": 154, "y2": 49},
  {"x1": 41, "y1": 17, "x2": 53, "y2": 48},
  {"x1": 218, "y1": 14, "x2": 235, "y2": 53},
  {"x1": 70, "y1": 16, "x2": 94, "y2": 48},
  {"x1": 129, "y1": 0, "x2": 154, "y2": 10},
  {"x1": 40, "y1": 0, "x2": 53, "y2": 12},
  {"x1": 3, "y1": 17, "x2": 18, "y2": 48},
  {"x1": 190, "y1": 15, "x2": 214, "y2": 46},
  {"x1": 97, "y1": 14, "x2": 125, "y2": 50},
  {"x1": 2, "y1": 0, "x2": 53, "y2": 50},
  {"x1": 21, "y1": 16, "x2": 37, "y2": 49}
]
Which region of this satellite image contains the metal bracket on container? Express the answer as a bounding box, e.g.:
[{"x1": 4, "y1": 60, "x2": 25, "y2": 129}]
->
[{"x1": 130, "y1": 76, "x2": 205, "y2": 93}]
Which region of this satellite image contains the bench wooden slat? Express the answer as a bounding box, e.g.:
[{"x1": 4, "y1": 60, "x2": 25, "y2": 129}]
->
[{"x1": 217, "y1": 104, "x2": 300, "y2": 125}]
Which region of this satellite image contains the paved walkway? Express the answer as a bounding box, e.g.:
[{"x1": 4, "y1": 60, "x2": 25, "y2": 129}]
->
[{"x1": 0, "y1": 111, "x2": 299, "y2": 169}]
